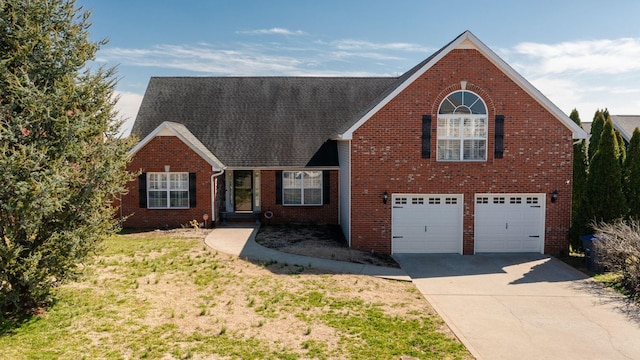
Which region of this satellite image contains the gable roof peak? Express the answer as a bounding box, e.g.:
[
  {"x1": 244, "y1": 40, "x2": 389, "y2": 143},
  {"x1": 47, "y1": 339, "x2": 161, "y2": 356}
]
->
[
  {"x1": 130, "y1": 121, "x2": 225, "y2": 170},
  {"x1": 338, "y1": 30, "x2": 587, "y2": 140}
]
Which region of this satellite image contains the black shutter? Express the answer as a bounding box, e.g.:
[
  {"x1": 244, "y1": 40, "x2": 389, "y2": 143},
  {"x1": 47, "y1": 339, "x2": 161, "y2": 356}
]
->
[
  {"x1": 495, "y1": 115, "x2": 504, "y2": 159},
  {"x1": 323, "y1": 170, "x2": 330, "y2": 205},
  {"x1": 275, "y1": 171, "x2": 283, "y2": 204},
  {"x1": 422, "y1": 115, "x2": 432, "y2": 158},
  {"x1": 189, "y1": 172, "x2": 197, "y2": 207},
  {"x1": 138, "y1": 173, "x2": 147, "y2": 208}
]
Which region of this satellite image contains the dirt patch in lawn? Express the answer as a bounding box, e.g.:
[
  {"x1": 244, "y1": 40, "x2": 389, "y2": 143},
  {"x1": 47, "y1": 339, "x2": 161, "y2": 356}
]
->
[
  {"x1": 19, "y1": 229, "x2": 471, "y2": 359},
  {"x1": 254, "y1": 224, "x2": 400, "y2": 268}
]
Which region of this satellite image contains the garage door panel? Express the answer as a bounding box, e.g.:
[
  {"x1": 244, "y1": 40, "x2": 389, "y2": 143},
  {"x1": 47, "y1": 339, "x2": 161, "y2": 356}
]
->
[
  {"x1": 475, "y1": 194, "x2": 544, "y2": 253},
  {"x1": 391, "y1": 237, "x2": 423, "y2": 253},
  {"x1": 521, "y1": 236, "x2": 542, "y2": 251},
  {"x1": 480, "y1": 239, "x2": 507, "y2": 252},
  {"x1": 392, "y1": 194, "x2": 462, "y2": 254}
]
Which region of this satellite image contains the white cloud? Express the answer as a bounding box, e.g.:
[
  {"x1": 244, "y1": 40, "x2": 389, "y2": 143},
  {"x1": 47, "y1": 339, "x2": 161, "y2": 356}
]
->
[
  {"x1": 500, "y1": 37, "x2": 640, "y2": 120},
  {"x1": 508, "y1": 37, "x2": 640, "y2": 75},
  {"x1": 102, "y1": 44, "x2": 307, "y2": 75},
  {"x1": 331, "y1": 39, "x2": 431, "y2": 53},
  {"x1": 98, "y1": 38, "x2": 421, "y2": 76},
  {"x1": 94, "y1": 32, "x2": 436, "y2": 76},
  {"x1": 113, "y1": 91, "x2": 143, "y2": 137},
  {"x1": 236, "y1": 27, "x2": 306, "y2": 36},
  {"x1": 330, "y1": 50, "x2": 404, "y2": 61},
  {"x1": 526, "y1": 72, "x2": 640, "y2": 120}
]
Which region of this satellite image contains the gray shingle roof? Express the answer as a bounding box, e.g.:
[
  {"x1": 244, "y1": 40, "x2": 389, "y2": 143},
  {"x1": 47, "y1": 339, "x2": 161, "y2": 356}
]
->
[
  {"x1": 333, "y1": 35, "x2": 456, "y2": 135},
  {"x1": 132, "y1": 76, "x2": 396, "y2": 167},
  {"x1": 132, "y1": 32, "x2": 547, "y2": 167},
  {"x1": 611, "y1": 115, "x2": 640, "y2": 142},
  {"x1": 583, "y1": 116, "x2": 640, "y2": 144}
]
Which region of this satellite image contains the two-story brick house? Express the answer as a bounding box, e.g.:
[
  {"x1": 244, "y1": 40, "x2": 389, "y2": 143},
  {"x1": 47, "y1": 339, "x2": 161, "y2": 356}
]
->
[{"x1": 122, "y1": 31, "x2": 587, "y2": 256}]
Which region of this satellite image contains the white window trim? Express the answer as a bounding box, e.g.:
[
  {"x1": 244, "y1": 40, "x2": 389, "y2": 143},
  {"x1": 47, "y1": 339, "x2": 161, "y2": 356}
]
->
[
  {"x1": 147, "y1": 172, "x2": 190, "y2": 209},
  {"x1": 282, "y1": 170, "x2": 323, "y2": 206},
  {"x1": 436, "y1": 90, "x2": 488, "y2": 162},
  {"x1": 437, "y1": 114, "x2": 488, "y2": 161}
]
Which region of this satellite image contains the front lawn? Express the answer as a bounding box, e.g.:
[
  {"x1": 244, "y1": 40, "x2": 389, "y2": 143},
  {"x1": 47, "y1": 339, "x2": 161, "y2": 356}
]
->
[{"x1": 0, "y1": 230, "x2": 471, "y2": 359}]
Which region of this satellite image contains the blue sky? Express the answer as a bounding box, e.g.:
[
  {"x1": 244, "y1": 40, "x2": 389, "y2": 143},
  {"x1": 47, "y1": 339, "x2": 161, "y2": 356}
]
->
[{"x1": 78, "y1": 0, "x2": 640, "y2": 135}]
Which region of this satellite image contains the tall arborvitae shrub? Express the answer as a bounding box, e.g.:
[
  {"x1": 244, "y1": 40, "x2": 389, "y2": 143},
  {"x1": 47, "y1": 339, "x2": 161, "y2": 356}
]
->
[
  {"x1": 582, "y1": 118, "x2": 628, "y2": 229},
  {"x1": 625, "y1": 128, "x2": 640, "y2": 219},
  {"x1": 569, "y1": 109, "x2": 588, "y2": 250},
  {"x1": 588, "y1": 110, "x2": 605, "y2": 160},
  {"x1": 615, "y1": 129, "x2": 626, "y2": 166}
]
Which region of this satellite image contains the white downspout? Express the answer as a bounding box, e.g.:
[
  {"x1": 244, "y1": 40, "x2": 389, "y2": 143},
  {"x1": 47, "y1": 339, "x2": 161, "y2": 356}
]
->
[{"x1": 211, "y1": 168, "x2": 225, "y2": 224}]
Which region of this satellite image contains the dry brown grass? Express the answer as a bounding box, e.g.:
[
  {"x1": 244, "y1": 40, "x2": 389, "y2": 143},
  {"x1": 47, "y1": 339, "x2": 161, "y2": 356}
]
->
[
  {"x1": 0, "y1": 229, "x2": 471, "y2": 359},
  {"x1": 255, "y1": 224, "x2": 400, "y2": 268}
]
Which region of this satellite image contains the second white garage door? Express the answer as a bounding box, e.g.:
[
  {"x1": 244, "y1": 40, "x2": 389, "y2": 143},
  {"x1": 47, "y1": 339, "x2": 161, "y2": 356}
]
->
[
  {"x1": 474, "y1": 194, "x2": 545, "y2": 253},
  {"x1": 392, "y1": 194, "x2": 463, "y2": 254}
]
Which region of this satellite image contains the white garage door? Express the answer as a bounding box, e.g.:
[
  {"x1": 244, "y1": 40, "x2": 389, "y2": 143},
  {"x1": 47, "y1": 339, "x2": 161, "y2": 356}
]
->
[
  {"x1": 474, "y1": 194, "x2": 545, "y2": 253},
  {"x1": 392, "y1": 194, "x2": 463, "y2": 254}
]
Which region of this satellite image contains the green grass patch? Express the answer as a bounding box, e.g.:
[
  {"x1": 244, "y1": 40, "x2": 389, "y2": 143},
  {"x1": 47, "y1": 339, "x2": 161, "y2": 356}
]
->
[
  {"x1": 324, "y1": 307, "x2": 467, "y2": 359},
  {"x1": 0, "y1": 231, "x2": 471, "y2": 359},
  {"x1": 593, "y1": 271, "x2": 637, "y2": 300}
]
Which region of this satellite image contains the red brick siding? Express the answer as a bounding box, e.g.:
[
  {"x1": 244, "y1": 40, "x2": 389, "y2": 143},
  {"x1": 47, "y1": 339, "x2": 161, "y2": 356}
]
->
[
  {"x1": 260, "y1": 170, "x2": 339, "y2": 225},
  {"x1": 350, "y1": 49, "x2": 573, "y2": 256},
  {"x1": 121, "y1": 136, "x2": 214, "y2": 229}
]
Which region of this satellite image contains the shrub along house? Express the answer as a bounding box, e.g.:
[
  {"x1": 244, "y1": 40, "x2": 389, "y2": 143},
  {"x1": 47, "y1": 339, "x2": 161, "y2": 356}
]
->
[{"x1": 122, "y1": 31, "x2": 587, "y2": 256}]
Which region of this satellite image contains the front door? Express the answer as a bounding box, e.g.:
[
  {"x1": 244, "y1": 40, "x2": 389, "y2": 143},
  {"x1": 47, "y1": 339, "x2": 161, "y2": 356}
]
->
[{"x1": 234, "y1": 170, "x2": 253, "y2": 212}]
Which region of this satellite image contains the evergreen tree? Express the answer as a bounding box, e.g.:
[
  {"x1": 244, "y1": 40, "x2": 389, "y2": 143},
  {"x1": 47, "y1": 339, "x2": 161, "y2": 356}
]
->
[
  {"x1": 582, "y1": 118, "x2": 628, "y2": 230},
  {"x1": 625, "y1": 128, "x2": 640, "y2": 219},
  {"x1": 615, "y1": 129, "x2": 626, "y2": 165},
  {"x1": 588, "y1": 110, "x2": 605, "y2": 160},
  {"x1": 569, "y1": 109, "x2": 588, "y2": 249},
  {"x1": 0, "y1": 0, "x2": 133, "y2": 314}
]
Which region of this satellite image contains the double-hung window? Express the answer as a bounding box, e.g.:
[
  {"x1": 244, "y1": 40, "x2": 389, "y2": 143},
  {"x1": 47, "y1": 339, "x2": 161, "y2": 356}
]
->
[
  {"x1": 283, "y1": 171, "x2": 322, "y2": 205},
  {"x1": 148, "y1": 172, "x2": 189, "y2": 208},
  {"x1": 437, "y1": 90, "x2": 488, "y2": 161}
]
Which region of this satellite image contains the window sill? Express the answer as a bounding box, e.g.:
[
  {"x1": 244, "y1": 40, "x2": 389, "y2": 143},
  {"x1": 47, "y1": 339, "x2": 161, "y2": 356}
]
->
[
  {"x1": 282, "y1": 204, "x2": 323, "y2": 207},
  {"x1": 147, "y1": 207, "x2": 190, "y2": 210},
  {"x1": 435, "y1": 159, "x2": 487, "y2": 162}
]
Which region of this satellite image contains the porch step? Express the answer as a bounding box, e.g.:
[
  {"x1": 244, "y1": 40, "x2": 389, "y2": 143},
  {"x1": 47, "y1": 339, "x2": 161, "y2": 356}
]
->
[{"x1": 220, "y1": 212, "x2": 261, "y2": 224}]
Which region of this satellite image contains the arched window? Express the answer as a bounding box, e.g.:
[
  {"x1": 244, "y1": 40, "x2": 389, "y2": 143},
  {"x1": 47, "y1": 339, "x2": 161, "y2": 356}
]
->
[{"x1": 437, "y1": 90, "x2": 488, "y2": 161}]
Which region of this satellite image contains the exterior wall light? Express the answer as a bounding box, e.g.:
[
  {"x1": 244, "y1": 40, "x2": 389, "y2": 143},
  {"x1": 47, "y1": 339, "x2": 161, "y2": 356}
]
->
[
  {"x1": 551, "y1": 190, "x2": 558, "y2": 203},
  {"x1": 383, "y1": 191, "x2": 389, "y2": 204}
]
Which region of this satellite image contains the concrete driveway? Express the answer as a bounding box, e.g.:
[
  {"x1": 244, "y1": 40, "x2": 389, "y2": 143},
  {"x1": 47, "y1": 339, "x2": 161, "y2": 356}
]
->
[{"x1": 393, "y1": 253, "x2": 640, "y2": 360}]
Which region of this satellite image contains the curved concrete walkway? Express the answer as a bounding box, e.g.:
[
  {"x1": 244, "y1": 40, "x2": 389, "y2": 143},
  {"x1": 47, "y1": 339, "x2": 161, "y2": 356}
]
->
[
  {"x1": 205, "y1": 225, "x2": 640, "y2": 360},
  {"x1": 203, "y1": 224, "x2": 410, "y2": 281}
]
